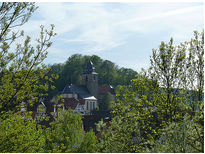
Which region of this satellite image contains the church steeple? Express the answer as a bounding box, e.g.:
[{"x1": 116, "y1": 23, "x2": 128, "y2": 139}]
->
[
  {"x1": 84, "y1": 61, "x2": 96, "y2": 74},
  {"x1": 82, "y1": 61, "x2": 98, "y2": 98}
]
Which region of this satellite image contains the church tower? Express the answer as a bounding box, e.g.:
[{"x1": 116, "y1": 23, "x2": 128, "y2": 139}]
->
[{"x1": 82, "y1": 61, "x2": 98, "y2": 98}]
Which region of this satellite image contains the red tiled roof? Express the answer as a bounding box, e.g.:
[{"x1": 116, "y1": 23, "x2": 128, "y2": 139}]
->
[
  {"x1": 98, "y1": 85, "x2": 115, "y2": 94},
  {"x1": 59, "y1": 98, "x2": 85, "y2": 110}
]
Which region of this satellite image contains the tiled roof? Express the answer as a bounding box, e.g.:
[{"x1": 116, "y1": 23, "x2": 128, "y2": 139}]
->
[
  {"x1": 61, "y1": 84, "x2": 88, "y2": 94},
  {"x1": 98, "y1": 85, "x2": 115, "y2": 94},
  {"x1": 60, "y1": 98, "x2": 85, "y2": 110},
  {"x1": 61, "y1": 84, "x2": 97, "y2": 100}
]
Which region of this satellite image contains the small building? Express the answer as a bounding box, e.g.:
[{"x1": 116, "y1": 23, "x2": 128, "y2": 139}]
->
[
  {"x1": 28, "y1": 61, "x2": 115, "y2": 131},
  {"x1": 60, "y1": 84, "x2": 97, "y2": 115},
  {"x1": 31, "y1": 61, "x2": 115, "y2": 129},
  {"x1": 52, "y1": 61, "x2": 99, "y2": 115}
]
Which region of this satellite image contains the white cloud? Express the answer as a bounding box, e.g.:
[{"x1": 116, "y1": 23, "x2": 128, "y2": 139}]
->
[
  {"x1": 118, "y1": 5, "x2": 203, "y2": 25},
  {"x1": 115, "y1": 4, "x2": 203, "y2": 43},
  {"x1": 35, "y1": 3, "x2": 127, "y2": 52},
  {"x1": 31, "y1": 3, "x2": 203, "y2": 51},
  {"x1": 24, "y1": 2, "x2": 203, "y2": 69},
  {"x1": 45, "y1": 47, "x2": 70, "y2": 64}
]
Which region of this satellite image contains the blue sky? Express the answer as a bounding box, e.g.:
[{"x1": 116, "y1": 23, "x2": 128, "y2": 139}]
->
[{"x1": 21, "y1": 2, "x2": 204, "y2": 71}]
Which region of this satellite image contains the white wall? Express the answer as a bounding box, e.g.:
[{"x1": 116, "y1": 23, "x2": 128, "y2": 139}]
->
[
  {"x1": 61, "y1": 93, "x2": 78, "y2": 98},
  {"x1": 84, "y1": 100, "x2": 97, "y2": 114}
]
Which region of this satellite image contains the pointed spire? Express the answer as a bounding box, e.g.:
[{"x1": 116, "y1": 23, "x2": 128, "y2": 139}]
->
[{"x1": 84, "y1": 61, "x2": 96, "y2": 74}]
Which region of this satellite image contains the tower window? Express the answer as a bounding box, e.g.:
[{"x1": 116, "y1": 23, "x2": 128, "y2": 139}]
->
[{"x1": 86, "y1": 75, "x2": 88, "y2": 82}]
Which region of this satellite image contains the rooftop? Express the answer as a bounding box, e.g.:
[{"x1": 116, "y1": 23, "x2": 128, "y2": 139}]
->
[{"x1": 61, "y1": 84, "x2": 97, "y2": 100}]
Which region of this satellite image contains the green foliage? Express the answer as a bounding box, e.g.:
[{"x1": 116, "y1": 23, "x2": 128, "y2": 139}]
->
[
  {"x1": 151, "y1": 109, "x2": 204, "y2": 153},
  {"x1": 99, "y1": 92, "x2": 114, "y2": 111},
  {"x1": 99, "y1": 77, "x2": 162, "y2": 152},
  {"x1": 98, "y1": 30, "x2": 204, "y2": 153},
  {"x1": 96, "y1": 118, "x2": 106, "y2": 132},
  {"x1": 0, "y1": 110, "x2": 99, "y2": 153},
  {"x1": 0, "y1": 2, "x2": 57, "y2": 113},
  {"x1": 44, "y1": 109, "x2": 100, "y2": 153},
  {"x1": 78, "y1": 130, "x2": 99, "y2": 153},
  {"x1": 150, "y1": 38, "x2": 187, "y2": 122},
  {"x1": 0, "y1": 3, "x2": 203, "y2": 153},
  {"x1": 99, "y1": 116, "x2": 142, "y2": 153},
  {"x1": 0, "y1": 2, "x2": 58, "y2": 153},
  {"x1": 47, "y1": 54, "x2": 138, "y2": 97},
  {"x1": 0, "y1": 112, "x2": 45, "y2": 153},
  {"x1": 44, "y1": 109, "x2": 83, "y2": 152}
]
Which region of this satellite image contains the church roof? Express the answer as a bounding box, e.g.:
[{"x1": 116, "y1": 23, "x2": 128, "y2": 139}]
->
[
  {"x1": 61, "y1": 84, "x2": 97, "y2": 100},
  {"x1": 83, "y1": 61, "x2": 97, "y2": 74}
]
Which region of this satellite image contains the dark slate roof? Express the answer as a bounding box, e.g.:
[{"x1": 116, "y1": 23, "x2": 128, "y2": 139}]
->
[
  {"x1": 61, "y1": 84, "x2": 96, "y2": 99},
  {"x1": 84, "y1": 61, "x2": 97, "y2": 74}
]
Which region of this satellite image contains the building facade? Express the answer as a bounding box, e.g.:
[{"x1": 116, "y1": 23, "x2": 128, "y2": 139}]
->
[
  {"x1": 34, "y1": 61, "x2": 115, "y2": 118},
  {"x1": 55, "y1": 61, "x2": 99, "y2": 115}
]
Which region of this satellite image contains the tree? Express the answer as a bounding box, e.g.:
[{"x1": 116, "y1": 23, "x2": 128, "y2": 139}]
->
[
  {"x1": 44, "y1": 109, "x2": 99, "y2": 153},
  {"x1": 149, "y1": 38, "x2": 187, "y2": 123},
  {"x1": 47, "y1": 54, "x2": 138, "y2": 98},
  {"x1": 116, "y1": 68, "x2": 137, "y2": 85},
  {"x1": 147, "y1": 30, "x2": 204, "y2": 153},
  {"x1": 0, "y1": 2, "x2": 57, "y2": 113},
  {"x1": 98, "y1": 30, "x2": 204, "y2": 153},
  {"x1": 0, "y1": 2, "x2": 57, "y2": 153},
  {"x1": 0, "y1": 112, "x2": 45, "y2": 153},
  {"x1": 99, "y1": 92, "x2": 114, "y2": 111},
  {"x1": 151, "y1": 109, "x2": 204, "y2": 153},
  {"x1": 44, "y1": 109, "x2": 83, "y2": 152},
  {"x1": 185, "y1": 30, "x2": 204, "y2": 112},
  {"x1": 78, "y1": 130, "x2": 99, "y2": 153},
  {"x1": 99, "y1": 76, "x2": 162, "y2": 152}
]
